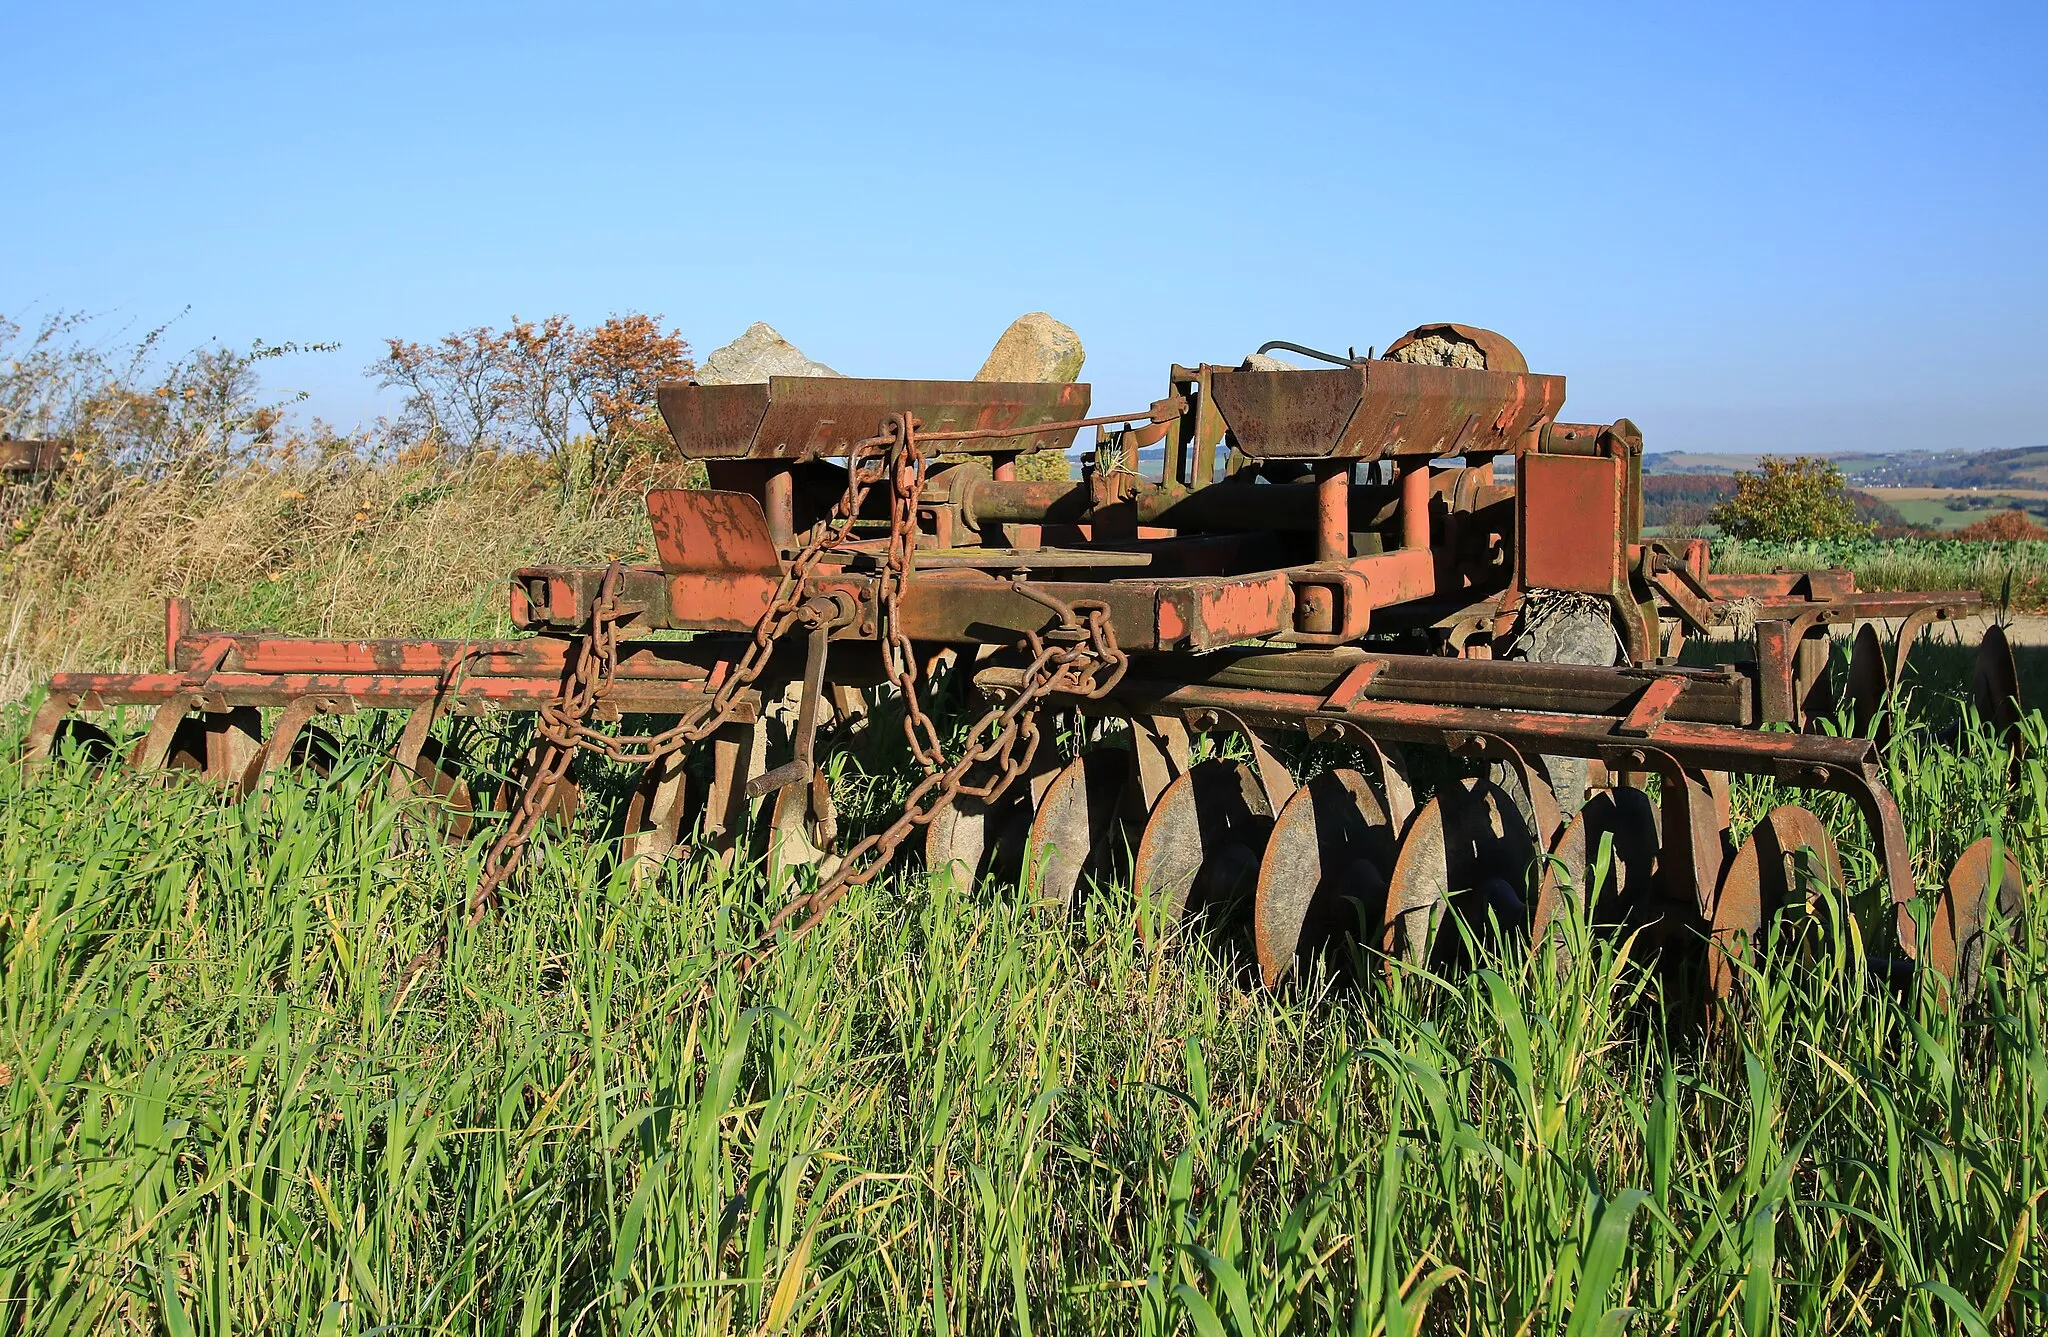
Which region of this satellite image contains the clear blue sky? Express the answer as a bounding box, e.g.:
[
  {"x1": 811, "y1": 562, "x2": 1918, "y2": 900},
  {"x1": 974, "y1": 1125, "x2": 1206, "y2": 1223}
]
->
[{"x1": 5, "y1": 1, "x2": 2044, "y2": 455}]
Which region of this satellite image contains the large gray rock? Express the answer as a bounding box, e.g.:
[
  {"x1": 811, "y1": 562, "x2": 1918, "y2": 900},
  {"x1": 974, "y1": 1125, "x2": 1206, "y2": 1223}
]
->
[
  {"x1": 1240, "y1": 352, "x2": 1303, "y2": 372},
  {"x1": 695, "y1": 322, "x2": 841, "y2": 385},
  {"x1": 1385, "y1": 331, "x2": 1487, "y2": 369},
  {"x1": 975, "y1": 312, "x2": 1084, "y2": 384}
]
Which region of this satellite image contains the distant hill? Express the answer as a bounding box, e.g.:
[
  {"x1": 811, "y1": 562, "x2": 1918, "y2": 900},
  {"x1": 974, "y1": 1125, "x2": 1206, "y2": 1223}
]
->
[{"x1": 1647, "y1": 445, "x2": 2048, "y2": 488}]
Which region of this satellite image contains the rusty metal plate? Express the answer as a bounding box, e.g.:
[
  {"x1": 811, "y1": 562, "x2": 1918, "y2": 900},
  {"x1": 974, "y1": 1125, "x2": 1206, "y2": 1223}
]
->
[
  {"x1": 1519, "y1": 452, "x2": 1624, "y2": 594},
  {"x1": 646, "y1": 489, "x2": 782, "y2": 575},
  {"x1": 1207, "y1": 361, "x2": 1565, "y2": 460},
  {"x1": 656, "y1": 377, "x2": 1092, "y2": 460}
]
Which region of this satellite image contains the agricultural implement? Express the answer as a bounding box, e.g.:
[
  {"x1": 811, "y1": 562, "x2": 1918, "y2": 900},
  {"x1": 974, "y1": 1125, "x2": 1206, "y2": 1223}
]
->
[
  {"x1": 0, "y1": 437, "x2": 66, "y2": 482},
  {"x1": 23, "y1": 325, "x2": 2029, "y2": 996}
]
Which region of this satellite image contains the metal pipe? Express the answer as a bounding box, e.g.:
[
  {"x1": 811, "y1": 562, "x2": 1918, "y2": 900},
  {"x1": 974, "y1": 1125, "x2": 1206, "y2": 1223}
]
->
[
  {"x1": 1314, "y1": 461, "x2": 1349, "y2": 562},
  {"x1": 1400, "y1": 462, "x2": 1431, "y2": 551},
  {"x1": 763, "y1": 467, "x2": 795, "y2": 550}
]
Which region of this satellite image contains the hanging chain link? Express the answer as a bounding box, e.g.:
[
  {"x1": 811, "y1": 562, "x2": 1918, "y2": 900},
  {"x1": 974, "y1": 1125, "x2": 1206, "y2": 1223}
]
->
[{"x1": 468, "y1": 411, "x2": 1125, "y2": 933}]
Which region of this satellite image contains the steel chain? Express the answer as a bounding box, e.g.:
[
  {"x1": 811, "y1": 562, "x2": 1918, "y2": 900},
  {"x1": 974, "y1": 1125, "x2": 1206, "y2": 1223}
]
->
[{"x1": 469, "y1": 412, "x2": 1126, "y2": 935}]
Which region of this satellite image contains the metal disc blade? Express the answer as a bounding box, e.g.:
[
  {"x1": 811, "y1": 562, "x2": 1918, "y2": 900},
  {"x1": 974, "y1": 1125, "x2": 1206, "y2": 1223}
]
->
[
  {"x1": 1847, "y1": 623, "x2": 1888, "y2": 742},
  {"x1": 1530, "y1": 785, "x2": 1661, "y2": 943},
  {"x1": 1384, "y1": 796, "x2": 1450, "y2": 968},
  {"x1": 1254, "y1": 767, "x2": 1396, "y2": 986},
  {"x1": 1024, "y1": 750, "x2": 1130, "y2": 913},
  {"x1": 925, "y1": 794, "x2": 991, "y2": 887},
  {"x1": 1446, "y1": 776, "x2": 1540, "y2": 910},
  {"x1": 1133, "y1": 758, "x2": 1274, "y2": 927},
  {"x1": 165, "y1": 707, "x2": 265, "y2": 785},
  {"x1": 1710, "y1": 804, "x2": 1842, "y2": 997},
  {"x1": 1973, "y1": 624, "x2": 2023, "y2": 738},
  {"x1": 1924, "y1": 837, "x2": 2026, "y2": 993},
  {"x1": 46, "y1": 718, "x2": 119, "y2": 768}
]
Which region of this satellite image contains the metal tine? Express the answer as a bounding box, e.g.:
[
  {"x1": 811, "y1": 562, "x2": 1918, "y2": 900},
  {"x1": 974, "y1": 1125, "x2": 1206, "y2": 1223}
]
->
[
  {"x1": 620, "y1": 749, "x2": 691, "y2": 885},
  {"x1": 384, "y1": 701, "x2": 478, "y2": 841},
  {"x1": 129, "y1": 695, "x2": 199, "y2": 770},
  {"x1": 1846, "y1": 623, "x2": 1890, "y2": 745}
]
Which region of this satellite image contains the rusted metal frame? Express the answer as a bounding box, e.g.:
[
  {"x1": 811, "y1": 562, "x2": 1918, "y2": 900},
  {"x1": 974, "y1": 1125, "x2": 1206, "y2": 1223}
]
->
[
  {"x1": 1002, "y1": 672, "x2": 1879, "y2": 777},
  {"x1": 744, "y1": 618, "x2": 832, "y2": 800},
  {"x1": 1650, "y1": 563, "x2": 1716, "y2": 636},
  {"x1": 762, "y1": 467, "x2": 796, "y2": 550},
  {"x1": 1399, "y1": 461, "x2": 1432, "y2": 552},
  {"x1": 49, "y1": 669, "x2": 761, "y2": 719},
  {"x1": 1754, "y1": 608, "x2": 1848, "y2": 727},
  {"x1": 1515, "y1": 446, "x2": 1654, "y2": 663},
  {"x1": 1274, "y1": 549, "x2": 1438, "y2": 645},
  {"x1": 1134, "y1": 647, "x2": 1755, "y2": 726},
  {"x1": 170, "y1": 630, "x2": 727, "y2": 680},
  {"x1": 1709, "y1": 589, "x2": 1982, "y2": 628},
  {"x1": 1315, "y1": 461, "x2": 1351, "y2": 563},
  {"x1": 1702, "y1": 569, "x2": 1857, "y2": 602},
  {"x1": 0, "y1": 439, "x2": 67, "y2": 479},
  {"x1": 1615, "y1": 676, "x2": 1688, "y2": 737}
]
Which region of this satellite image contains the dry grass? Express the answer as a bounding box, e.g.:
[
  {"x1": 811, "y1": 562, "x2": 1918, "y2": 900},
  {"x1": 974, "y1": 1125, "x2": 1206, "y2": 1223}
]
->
[{"x1": 0, "y1": 454, "x2": 654, "y2": 700}]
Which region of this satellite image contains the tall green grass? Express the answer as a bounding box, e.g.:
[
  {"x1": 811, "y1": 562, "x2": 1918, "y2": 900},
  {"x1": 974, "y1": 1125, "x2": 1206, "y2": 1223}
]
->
[
  {"x1": 1, "y1": 683, "x2": 2044, "y2": 1334},
  {"x1": 1711, "y1": 538, "x2": 2048, "y2": 611}
]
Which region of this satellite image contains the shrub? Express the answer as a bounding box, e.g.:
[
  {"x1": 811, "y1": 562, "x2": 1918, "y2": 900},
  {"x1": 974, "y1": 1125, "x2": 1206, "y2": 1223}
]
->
[{"x1": 1708, "y1": 455, "x2": 1872, "y2": 541}]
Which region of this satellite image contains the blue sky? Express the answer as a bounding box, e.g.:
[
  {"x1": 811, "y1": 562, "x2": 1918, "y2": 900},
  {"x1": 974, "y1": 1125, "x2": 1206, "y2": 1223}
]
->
[{"x1": 5, "y1": 1, "x2": 2044, "y2": 454}]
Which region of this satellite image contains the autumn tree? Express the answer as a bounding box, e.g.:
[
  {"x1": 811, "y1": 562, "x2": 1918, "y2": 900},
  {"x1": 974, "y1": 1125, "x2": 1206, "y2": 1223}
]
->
[
  {"x1": 1953, "y1": 508, "x2": 2048, "y2": 541},
  {"x1": 568, "y1": 314, "x2": 693, "y2": 490},
  {"x1": 1708, "y1": 455, "x2": 1871, "y2": 541},
  {"x1": 370, "y1": 328, "x2": 520, "y2": 462},
  {"x1": 367, "y1": 313, "x2": 692, "y2": 486}
]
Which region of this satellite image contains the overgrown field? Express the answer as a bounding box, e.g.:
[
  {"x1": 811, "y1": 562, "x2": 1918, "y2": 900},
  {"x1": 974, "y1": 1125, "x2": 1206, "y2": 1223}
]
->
[
  {"x1": 3, "y1": 645, "x2": 2047, "y2": 1333},
  {"x1": 6, "y1": 462, "x2": 2048, "y2": 1332}
]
